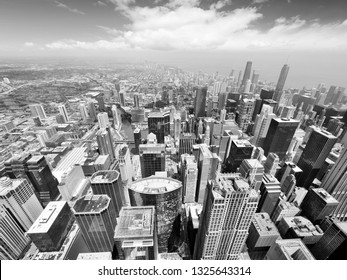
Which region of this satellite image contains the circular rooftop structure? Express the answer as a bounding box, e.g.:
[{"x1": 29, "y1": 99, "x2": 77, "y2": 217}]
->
[{"x1": 129, "y1": 177, "x2": 181, "y2": 194}]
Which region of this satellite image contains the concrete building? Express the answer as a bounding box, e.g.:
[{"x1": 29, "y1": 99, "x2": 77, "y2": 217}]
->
[
  {"x1": 265, "y1": 238, "x2": 315, "y2": 260},
  {"x1": 181, "y1": 154, "x2": 198, "y2": 203},
  {"x1": 271, "y1": 200, "x2": 301, "y2": 224}
]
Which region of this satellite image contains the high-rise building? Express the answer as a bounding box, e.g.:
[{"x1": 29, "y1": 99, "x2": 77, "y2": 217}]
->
[
  {"x1": 114, "y1": 206, "x2": 156, "y2": 260},
  {"x1": 261, "y1": 118, "x2": 300, "y2": 161},
  {"x1": 139, "y1": 141, "x2": 166, "y2": 179},
  {"x1": 237, "y1": 98, "x2": 255, "y2": 132},
  {"x1": 194, "y1": 87, "x2": 207, "y2": 118},
  {"x1": 96, "y1": 94, "x2": 106, "y2": 111},
  {"x1": 246, "y1": 212, "x2": 281, "y2": 260},
  {"x1": 280, "y1": 174, "x2": 297, "y2": 199},
  {"x1": 310, "y1": 217, "x2": 347, "y2": 259},
  {"x1": 252, "y1": 106, "x2": 276, "y2": 147},
  {"x1": 58, "y1": 104, "x2": 69, "y2": 123},
  {"x1": 0, "y1": 177, "x2": 43, "y2": 231},
  {"x1": 194, "y1": 177, "x2": 259, "y2": 260},
  {"x1": 97, "y1": 112, "x2": 110, "y2": 129},
  {"x1": 301, "y1": 188, "x2": 339, "y2": 223},
  {"x1": 257, "y1": 174, "x2": 281, "y2": 216},
  {"x1": 181, "y1": 154, "x2": 198, "y2": 203},
  {"x1": 118, "y1": 145, "x2": 133, "y2": 183},
  {"x1": 273, "y1": 64, "x2": 290, "y2": 103},
  {"x1": 91, "y1": 170, "x2": 124, "y2": 218},
  {"x1": 196, "y1": 144, "x2": 220, "y2": 203},
  {"x1": 224, "y1": 140, "x2": 254, "y2": 173},
  {"x1": 264, "y1": 153, "x2": 279, "y2": 176},
  {"x1": 73, "y1": 195, "x2": 117, "y2": 253},
  {"x1": 321, "y1": 147, "x2": 347, "y2": 221},
  {"x1": 133, "y1": 127, "x2": 141, "y2": 155},
  {"x1": 265, "y1": 238, "x2": 315, "y2": 260},
  {"x1": 179, "y1": 133, "x2": 196, "y2": 157},
  {"x1": 296, "y1": 127, "x2": 337, "y2": 189},
  {"x1": 0, "y1": 204, "x2": 31, "y2": 260},
  {"x1": 79, "y1": 103, "x2": 89, "y2": 121},
  {"x1": 29, "y1": 104, "x2": 47, "y2": 120},
  {"x1": 96, "y1": 127, "x2": 115, "y2": 161},
  {"x1": 27, "y1": 201, "x2": 75, "y2": 252},
  {"x1": 88, "y1": 101, "x2": 97, "y2": 122},
  {"x1": 111, "y1": 105, "x2": 120, "y2": 129},
  {"x1": 240, "y1": 61, "x2": 252, "y2": 93},
  {"x1": 128, "y1": 177, "x2": 182, "y2": 253},
  {"x1": 147, "y1": 111, "x2": 170, "y2": 143},
  {"x1": 239, "y1": 159, "x2": 264, "y2": 192},
  {"x1": 271, "y1": 200, "x2": 301, "y2": 224},
  {"x1": 133, "y1": 93, "x2": 140, "y2": 109}
]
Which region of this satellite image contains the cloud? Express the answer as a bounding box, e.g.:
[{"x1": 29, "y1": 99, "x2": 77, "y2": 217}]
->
[
  {"x1": 44, "y1": 2, "x2": 347, "y2": 52},
  {"x1": 54, "y1": 1, "x2": 85, "y2": 15},
  {"x1": 24, "y1": 42, "x2": 35, "y2": 47},
  {"x1": 210, "y1": 0, "x2": 232, "y2": 10},
  {"x1": 94, "y1": 1, "x2": 107, "y2": 7},
  {"x1": 252, "y1": 0, "x2": 269, "y2": 4}
]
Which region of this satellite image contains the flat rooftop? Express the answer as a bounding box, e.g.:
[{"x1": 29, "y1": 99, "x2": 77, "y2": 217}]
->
[
  {"x1": 282, "y1": 216, "x2": 322, "y2": 237},
  {"x1": 27, "y1": 201, "x2": 67, "y2": 234},
  {"x1": 233, "y1": 140, "x2": 253, "y2": 148},
  {"x1": 274, "y1": 239, "x2": 315, "y2": 260},
  {"x1": 114, "y1": 206, "x2": 155, "y2": 239},
  {"x1": 77, "y1": 252, "x2": 112, "y2": 260},
  {"x1": 253, "y1": 213, "x2": 280, "y2": 235},
  {"x1": 129, "y1": 177, "x2": 181, "y2": 194},
  {"x1": 0, "y1": 177, "x2": 25, "y2": 196},
  {"x1": 139, "y1": 144, "x2": 165, "y2": 153},
  {"x1": 73, "y1": 195, "x2": 110, "y2": 214},
  {"x1": 91, "y1": 170, "x2": 119, "y2": 183},
  {"x1": 312, "y1": 188, "x2": 339, "y2": 204}
]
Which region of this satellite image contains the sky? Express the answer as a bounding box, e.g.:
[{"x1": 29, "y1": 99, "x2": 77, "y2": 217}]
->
[{"x1": 1, "y1": 0, "x2": 347, "y2": 88}]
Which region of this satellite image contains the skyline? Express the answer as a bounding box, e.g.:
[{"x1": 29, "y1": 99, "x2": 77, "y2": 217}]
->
[{"x1": 1, "y1": 0, "x2": 347, "y2": 88}]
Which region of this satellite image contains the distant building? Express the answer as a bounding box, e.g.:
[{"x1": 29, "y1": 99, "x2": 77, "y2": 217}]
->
[
  {"x1": 97, "y1": 112, "x2": 110, "y2": 129},
  {"x1": 194, "y1": 87, "x2": 207, "y2": 118},
  {"x1": 58, "y1": 104, "x2": 69, "y2": 123},
  {"x1": 147, "y1": 111, "x2": 170, "y2": 143},
  {"x1": 29, "y1": 104, "x2": 47, "y2": 120}
]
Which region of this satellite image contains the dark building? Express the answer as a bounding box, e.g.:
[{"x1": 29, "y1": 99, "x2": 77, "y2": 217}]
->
[
  {"x1": 260, "y1": 89, "x2": 275, "y2": 100},
  {"x1": 224, "y1": 140, "x2": 254, "y2": 173},
  {"x1": 148, "y1": 111, "x2": 170, "y2": 143},
  {"x1": 296, "y1": 127, "x2": 337, "y2": 189},
  {"x1": 261, "y1": 118, "x2": 299, "y2": 161},
  {"x1": 128, "y1": 177, "x2": 182, "y2": 253},
  {"x1": 194, "y1": 87, "x2": 207, "y2": 118},
  {"x1": 139, "y1": 143, "x2": 166, "y2": 178},
  {"x1": 273, "y1": 64, "x2": 290, "y2": 103},
  {"x1": 133, "y1": 127, "x2": 142, "y2": 155}
]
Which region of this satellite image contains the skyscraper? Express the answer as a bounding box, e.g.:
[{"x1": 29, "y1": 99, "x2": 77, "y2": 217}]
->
[
  {"x1": 240, "y1": 61, "x2": 252, "y2": 93},
  {"x1": 181, "y1": 154, "x2": 198, "y2": 203},
  {"x1": 224, "y1": 140, "x2": 254, "y2": 173},
  {"x1": 96, "y1": 126, "x2": 115, "y2": 161},
  {"x1": 194, "y1": 177, "x2": 259, "y2": 260},
  {"x1": 194, "y1": 86, "x2": 207, "y2": 118},
  {"x1": 58, "y1": 104, "x2": 69, "y2": 123},
  {"x1": 29, "y1": 104, "x2": 47, "y2": 120},
  {"x1": 321, "y1": 147, "x2": 347, "y2": 221},
  {"x1": 73, "y1": 195, "x2": 117, "y2": 253},
  {"x1": 79, "y1": 103, "x2": 89, "y2": 121},
  {"x1": 179, "y1": 133, "x2": 196, "y2": 157},
  {"x1": 88, "y1": 101, "x2": 97, "y2": 122},
  {"x1": 128, "y1": 177, "x2": 182, "y2": 253},
  {"x1": 296, "y1": 127, "x2": 337, "y2": 189},
  {"x1": 133, "y1": 127, "x2": 141, "y2": 155},
  {"x1": 237, "y1": 98, "x2": 255, "y2": 132},
  {"x1": 90, "y1": 170, "x2": 124, "y2": 218},
  {"x1": 97, "y1": 112, "x2": 110, "y2": 129},
  {"x1": 139, "y1": 141, "x2": 166, "y2": 178},
  {"x1": 273, "y1": 64, "x2": 290, "y2": 103},
  {"x1": 111, "y1": 105, "x2": 120, "y2": 129},
  {"x1": 261, "y1": 118, "x2": 300, "y2": 161},
  {"x1": 147, "y1": 111, "x2": 170, "y2": 143}
]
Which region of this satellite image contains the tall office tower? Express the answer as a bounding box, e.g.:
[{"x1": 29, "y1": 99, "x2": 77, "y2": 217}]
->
[
  {"x1": 239, "y1": 159, "x2": 264, "y2": 192},
  {"x1": 218, "y1": 92, "x2": 228, "y2": 111},
  {"x1": 296, "y1": 127, "x2": 337, "y2": 189},
  {"x1": 278, "y1": 162, "x2": 303, "y2": 185},
  {"x1": 79, "y1": 103, "x2": 89, "y2": 121},
  {"x1": 26, "y1": 155, "x2": 59, "y2": 206},
  {"x1": 128, "y1": 177, "x2": 182, "y2": 253},
  {"x1": 203, "y1": 125, "x2": 211, "y2": 145},
  {"x1": 73, "y1": 195, "x2": 117, "y2": 253},
  {"x1": 139, "y1": 141, "x2": 166, "y2": 178},
  {"x1": 133, "y1": 93, "x2": 140, "y2": 108},
  {"x1": 240, "y1": 61, "x2": 252, "y2": 92},
  {"x1": 237, "y1": 98, "x2": 255, "y2": 132},
  {"x1": 220, "y1": 109, "x2": 226, "y2": 122},
  {"x1": 97, "y1": 112, "x2": 110, "y2": 129},
  {"x1": 174, "y1": 116, "x2": 181, "y2": 140},
  {"x1": 119, "y1": 91, "x2": 125, "y2": 106},
  {"x1": 111, "y1": 105, "x2": 120, "y2": 129},
  {"x1": 273, "y1": 64, "x2": 290, "y2": 103},
  {"x1": 194, "y1": 178, "x2": 259, "y2": 260},
  {"x1": 252, "y1": 105, "x2": 275, "y2": 146},
  {"x1": 324, "y1": 86, "x2": 337, "y2": 105},
  {"x1": 96, "y1": 94, "x2": 106, "y2": 111},
  {"x1": 196, "y1": 144, "x2": 220, "y2": 203},
  {"x1": 266, "y1": 238, "x2": 315, "y2": 260},
  {"x1": 0, "y1": 204, "x2": 31, "y2": 260},
  {"x1": 96, "y1": 126, "x2": 115, "y2": 161},
  {"x1": 263, "y1": 153, "x2": 279, "y2": 176},
  {"x1": 252, "y1": 147, "x2": 265, "y2": 161},
  {"x1": 279, "y1": 105, "x2": 296, "y2": 119},
  {"x1": 88, "y1": 101, "x2": 97, "y2": 122},
  {"x1": 261, "y1": 118, "x2": 300, "y2": 161},
  {"x1": 114, "y1": 206, "x2": 156, "y2": 260},
  {"x1": 280, "y1": 174, "x2": 296, "y2": 199},
  {"x1": 91, "y1": 170, "x2": 124, "y2": 218},
  {"x1": 147, "y1": 111, "x2": 170, "y2": 143},
  {"x1": 119, "y1": 145, "x2": 133, "y2": 183},
  {"x1": 311, "y1": 217, "x2": 347, "y2": 259},
  {"x1": 194, "y1": 86, "x2": 207, "y2": 118},
  {"x1": 27, "y1": 201, "x2": 75, "y2": 252},
  {"x1": 224, "y1": 140, "x2": 254, "y2": 173},
  {"x1": 58, "y1": 104, "x2": 69, "y2": 123},
  {"x1": 181, "y1": 154, "x2": 198, "y2": 203},
  {"x1": 29, "y1": 104, "x2": 47, "y2": 120},
  {"x1": 133, "y1": 128, "x2": 141, "y2": 155},
  {"x1": 246, "y1": 213, "x2": 281, "y2": 260},
  {"x1": 4, "y1": 153, "x2": 32, "y2": 180},
  {"x1": 277, "y1": 216, "x2": 323, "y2": 246},
  {"x1": 271, "y1": 200, "x2": 301, "y2": 224},
  {"x1": 0, "y1": 177, "x2": 43, "y2": 231},
  {"x1": 321, "y1": 148, "x2": 347, "y2": 221},
  {"x1": 257, "y1": 174, "x2": 281, "y2": 215}
]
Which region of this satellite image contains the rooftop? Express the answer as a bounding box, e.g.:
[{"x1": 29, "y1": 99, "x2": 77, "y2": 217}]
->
[
  {"x1": 253, "y1": 213, "x2": 280, "y2": 235},
  {"x1": 274, "y1": 239, "x2": 315, "y2": 260},
  {"x1": 73, "y1": 195, "x2": 110, "y2": 214},
  {"x1": 27, "y1": 201, "x2": 68, "y2": 234},
  {"x1": 129, "y1": 177, "x2": 181, "y2": 194},
  {"x1": 282, "y1": 216, "x2": 323, "y2": 237},
  {"x1": 91, "y1": 170, "x2": 119, "y2": 183},
  {"x1": 0, "y1": 177, "x2": 26, "y2": 196},
  {"x1": 77, "y1": 252, "x2": 112, "y2": 260},
  {"x1": 114, "y1": 206, "x2": 155, "y2": 239},
  {"x1": 233, "y1": 139, "x2": 253, "y2": 148},
  {"x1": 312, "y1": 188, "x2": 339, "y2": 204}
]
